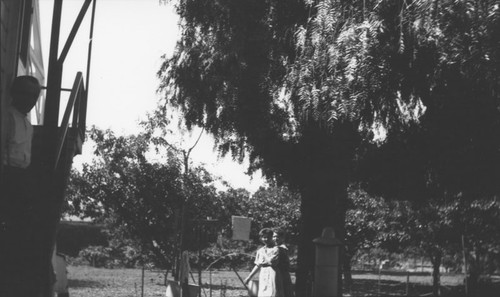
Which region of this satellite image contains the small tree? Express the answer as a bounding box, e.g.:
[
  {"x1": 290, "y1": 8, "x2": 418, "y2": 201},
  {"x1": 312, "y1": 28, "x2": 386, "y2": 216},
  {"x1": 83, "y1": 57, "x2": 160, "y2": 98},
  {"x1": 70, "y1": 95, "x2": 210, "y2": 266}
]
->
[
  {"x1": 244, "y1": 186, "x2": 301, "y2": 245},
  {"x1": 451, "y1": 198, "x2": 500, "y2": 291},
  {"x1": 344, "y1": 186, "x2": 389, "y2": 291},
  {"x1": 66, "y1": 127, "x2": 219, "y2": 268}
]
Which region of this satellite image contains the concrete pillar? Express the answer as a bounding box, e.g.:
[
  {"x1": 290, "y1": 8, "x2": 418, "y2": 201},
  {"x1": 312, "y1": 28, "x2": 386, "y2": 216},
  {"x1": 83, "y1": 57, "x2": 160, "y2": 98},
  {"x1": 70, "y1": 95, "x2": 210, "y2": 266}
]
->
[{"x1": 313, "y1": 227, "x2": 343, "y2": 297}]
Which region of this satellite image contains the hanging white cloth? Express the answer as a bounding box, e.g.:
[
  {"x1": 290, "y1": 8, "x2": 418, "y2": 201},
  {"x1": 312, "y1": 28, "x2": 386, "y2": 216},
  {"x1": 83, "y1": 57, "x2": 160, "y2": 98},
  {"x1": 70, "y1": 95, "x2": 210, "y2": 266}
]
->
[{"x1": 231, "y1": 216, "x2": 252, "y2": 241}]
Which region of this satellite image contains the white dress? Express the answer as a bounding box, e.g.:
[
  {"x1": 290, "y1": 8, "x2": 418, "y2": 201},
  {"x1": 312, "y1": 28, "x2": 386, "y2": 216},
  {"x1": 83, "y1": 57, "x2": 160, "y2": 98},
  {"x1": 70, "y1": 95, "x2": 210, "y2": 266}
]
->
[{"x1": 255, "y1": 246, "x2": 284, "y2": 297}]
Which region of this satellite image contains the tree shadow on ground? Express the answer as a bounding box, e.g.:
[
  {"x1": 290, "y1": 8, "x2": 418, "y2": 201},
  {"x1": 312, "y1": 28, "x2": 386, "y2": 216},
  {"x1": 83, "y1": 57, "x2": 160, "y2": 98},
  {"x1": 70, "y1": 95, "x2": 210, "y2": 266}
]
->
[
  {"x1": 353, "y1": 270, "x2": 430, "y2": 276},
  {"x1": 68, "y1": 279, "x2": 105, "y2": 288},
  {"x1": 157, "y1": 281, "x2": 244, "y2": 291},
  {"x1": 348, "y1": 279, "x2": 415, "y2": 296},
  {"x1": 347, "y1": 278, "x2": 500, "y2": 297},
  {"x1": 201, "y1": 283, "x2": 244, "y2": 291}
]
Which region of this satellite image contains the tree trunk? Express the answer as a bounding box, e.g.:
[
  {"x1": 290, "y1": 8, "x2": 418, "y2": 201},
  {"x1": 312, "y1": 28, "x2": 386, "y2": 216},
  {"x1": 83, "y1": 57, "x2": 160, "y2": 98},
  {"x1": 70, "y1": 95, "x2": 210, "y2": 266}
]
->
[
  {"x1": 293, "y1": 123, "x2": 356, "y2": 297},
  {"x1": 466, "y1": 246, "x2": 481, "y2": 296},
  {"x1": 295, "y1": 176, "x2": 348, "y2": 297},
  {"x1": 343, "y1": 252, "x2": 354, "y2": 294},
  {"x1": 430, "y1": 250, "x2": 442, "y2": 296}
]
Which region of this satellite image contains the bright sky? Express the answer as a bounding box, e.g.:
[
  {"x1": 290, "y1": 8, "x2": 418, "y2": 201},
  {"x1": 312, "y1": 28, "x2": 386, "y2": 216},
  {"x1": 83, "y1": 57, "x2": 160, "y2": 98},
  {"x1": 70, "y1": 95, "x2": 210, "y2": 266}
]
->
[{"x1": 39, "y1": 0, "x2": 265, "y2": 192}]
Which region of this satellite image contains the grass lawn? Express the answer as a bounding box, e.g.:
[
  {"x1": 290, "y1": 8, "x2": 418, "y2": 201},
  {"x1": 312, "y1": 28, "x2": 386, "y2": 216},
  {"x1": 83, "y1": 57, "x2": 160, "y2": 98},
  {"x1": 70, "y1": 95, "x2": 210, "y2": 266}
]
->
[
  {"x1": 67, "y1": 265, "x2": 165, "y2": 297},
  {"x1": 67, "y1": 266, "x2": 249, "y2": 297},
  {"x1": 66, "y1": 265, "x2": 498, "y2": 297}
]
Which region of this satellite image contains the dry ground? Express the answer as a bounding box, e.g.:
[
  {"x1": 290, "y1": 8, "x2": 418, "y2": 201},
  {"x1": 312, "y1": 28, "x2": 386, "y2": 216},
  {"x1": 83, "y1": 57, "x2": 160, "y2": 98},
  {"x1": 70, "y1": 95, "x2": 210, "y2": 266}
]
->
[
  {"x1": 66, "y1": 265, "x2": 498, "y2": 297},
  {"x1": 67, "y1": 266, "x2": 249, "y2": 297}
]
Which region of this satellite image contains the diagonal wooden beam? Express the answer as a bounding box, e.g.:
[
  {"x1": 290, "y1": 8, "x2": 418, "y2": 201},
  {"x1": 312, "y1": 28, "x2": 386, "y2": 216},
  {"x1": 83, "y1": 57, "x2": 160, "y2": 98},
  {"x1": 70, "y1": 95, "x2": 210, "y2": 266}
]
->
[
  {"x1": 45, "y1": 0, "x2": 64, "y2": 128},
  {"x1": 58, "y1": 0, "x2": 92, "y2": 64}
]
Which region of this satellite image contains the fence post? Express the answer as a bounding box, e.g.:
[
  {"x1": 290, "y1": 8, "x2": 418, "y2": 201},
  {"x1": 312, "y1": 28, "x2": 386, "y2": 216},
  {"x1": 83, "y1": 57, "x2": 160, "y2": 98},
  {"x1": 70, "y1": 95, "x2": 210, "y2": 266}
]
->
[
  {"x1": 141, "y1": 266, "x2": 145, "y2": 297},
  {"x1": 378, "y1": 265, "x2": 381, "y2": 297},
  {"x1": 462, "y1": 235, "x2": 469, "y2": 297},
  {"x1": 406, "y1": 270, "x2": 410, "y2": 296},
  {"x1": 209, "y1": 269, "x2": 212, "y2": 297}
]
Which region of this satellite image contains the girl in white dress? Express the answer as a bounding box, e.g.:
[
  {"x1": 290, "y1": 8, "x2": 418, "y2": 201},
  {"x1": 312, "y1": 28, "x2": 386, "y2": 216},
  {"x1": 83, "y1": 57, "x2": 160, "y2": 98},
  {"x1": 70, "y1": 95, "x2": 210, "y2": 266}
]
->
[{"x1": 244, "y1": 228, "x2": 284, "y2": 297}]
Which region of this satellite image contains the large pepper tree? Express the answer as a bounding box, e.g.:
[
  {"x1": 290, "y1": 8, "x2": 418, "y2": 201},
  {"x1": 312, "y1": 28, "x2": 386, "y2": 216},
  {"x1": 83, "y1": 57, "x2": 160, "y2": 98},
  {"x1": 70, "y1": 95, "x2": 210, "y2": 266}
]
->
[{"x1": 158, "y1": 1, "x2": 500, "y2": 295}]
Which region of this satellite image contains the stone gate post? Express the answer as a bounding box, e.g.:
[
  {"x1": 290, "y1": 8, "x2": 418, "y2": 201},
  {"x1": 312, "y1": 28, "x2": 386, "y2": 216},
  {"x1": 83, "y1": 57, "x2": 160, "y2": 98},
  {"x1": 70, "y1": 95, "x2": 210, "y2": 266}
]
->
[{"x1": 313, "y1": 227, "x2": 343, "y2": 297}]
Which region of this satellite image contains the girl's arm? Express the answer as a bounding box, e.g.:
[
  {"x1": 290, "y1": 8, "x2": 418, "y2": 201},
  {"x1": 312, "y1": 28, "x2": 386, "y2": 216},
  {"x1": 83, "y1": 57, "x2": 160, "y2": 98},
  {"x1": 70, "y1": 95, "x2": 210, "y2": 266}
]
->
[
  {"x1": 244, "y1": 264, "x2": 261, "y2": 284},
  {"x1": 245, "y1": 249, "x2": 262, "y2": 284}
]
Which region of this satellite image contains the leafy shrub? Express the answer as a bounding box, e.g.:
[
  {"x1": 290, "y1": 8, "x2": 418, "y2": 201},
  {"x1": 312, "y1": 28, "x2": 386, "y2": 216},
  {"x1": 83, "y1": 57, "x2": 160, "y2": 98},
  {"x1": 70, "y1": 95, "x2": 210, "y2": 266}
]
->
[
  {"x1": 76, "y1": 243, "x2": 146, "y2": 268},
  {"x1": 78, "y1": 245, "x2": 111, "y2": 267},
  {"x1": 120, "y1": 245, "x2": 143, "y2": 268}
]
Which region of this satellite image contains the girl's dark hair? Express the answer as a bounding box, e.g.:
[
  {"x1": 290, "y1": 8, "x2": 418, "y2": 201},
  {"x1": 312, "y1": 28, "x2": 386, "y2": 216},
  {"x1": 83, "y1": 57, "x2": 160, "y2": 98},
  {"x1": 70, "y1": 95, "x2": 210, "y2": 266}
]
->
[
  {"x1": 274, "y1": 228, "x2": 285, "y2": 237},
  {"x1": 259, "y1": 228, "x2": 273, "y2": 238},
  {"x1": 11, "y1": 75, "x2": 41, "y2": 95}
]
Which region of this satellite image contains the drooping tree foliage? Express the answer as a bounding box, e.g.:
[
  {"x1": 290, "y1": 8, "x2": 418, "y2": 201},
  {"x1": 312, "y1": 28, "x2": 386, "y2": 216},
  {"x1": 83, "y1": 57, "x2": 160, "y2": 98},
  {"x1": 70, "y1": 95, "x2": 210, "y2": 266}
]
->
[
  {"x1": 159, "y1": 0, "x2": 500, "y2": 294},
  {"x1": 357, "y1": 0, "x2": 500, "y2": 203},
  {"x1": 350, "y1": 2, "x2": 500, "y2": 293}
]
